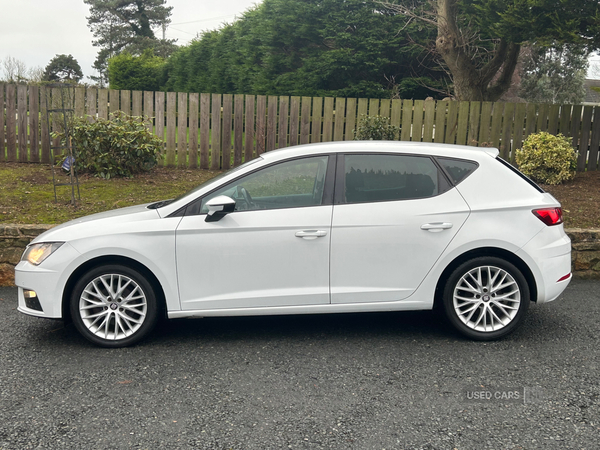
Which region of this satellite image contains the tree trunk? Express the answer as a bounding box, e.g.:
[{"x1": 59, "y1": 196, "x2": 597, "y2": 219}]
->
[{"x1": 436, "y1": 0, "x2": 520, "y2": 101}]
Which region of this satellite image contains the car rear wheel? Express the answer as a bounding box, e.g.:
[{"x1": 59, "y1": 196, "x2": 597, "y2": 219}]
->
[
  {"x1": 442, "y1": 257, "x2": 530, "y2": 340},
  {"x1": 70, "y1": 264, "x2": 159, "y2": 348}
]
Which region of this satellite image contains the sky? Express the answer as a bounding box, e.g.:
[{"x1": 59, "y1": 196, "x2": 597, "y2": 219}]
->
[{"x1": 0, "y1": 0, "x2": 261, "y2": 82}]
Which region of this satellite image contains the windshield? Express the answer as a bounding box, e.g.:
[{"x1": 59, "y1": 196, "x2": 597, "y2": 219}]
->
[{"x1": 153, "y1": 157, "x2": 263, "y2": 208}]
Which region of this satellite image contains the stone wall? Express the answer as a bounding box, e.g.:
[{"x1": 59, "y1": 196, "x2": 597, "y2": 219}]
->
[{"x1": 1, "y1": 224, "x2": 599, "y2": 286}]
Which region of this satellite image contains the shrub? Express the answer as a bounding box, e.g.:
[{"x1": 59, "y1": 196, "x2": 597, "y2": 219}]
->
[
  {"x1": 65, "y1": 112, "x2": 163, "y2": 179},
  {"x1": 353, "y1": 115, "x2": 400, "y2": 140},
  {"x1": 515, "y1": 132, "x2": 577, "y2": 185}
]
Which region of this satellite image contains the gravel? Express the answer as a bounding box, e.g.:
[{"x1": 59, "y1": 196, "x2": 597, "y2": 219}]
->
[{"x1": 0, "y1": 279, "x2": 599, "y2": 449}]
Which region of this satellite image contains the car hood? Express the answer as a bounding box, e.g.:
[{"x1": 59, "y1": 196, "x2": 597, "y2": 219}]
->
[{"x1": 31, "y1": 204, "x2": 161, "y2": 244}]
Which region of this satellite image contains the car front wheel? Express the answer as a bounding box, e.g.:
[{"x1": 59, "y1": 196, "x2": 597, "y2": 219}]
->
[
  {"x1": 442, "y1": 257, "x2": 530, "y2": 340},
  {"x1": 70, "y1": 264, "x2": 159, "y2": 347}
]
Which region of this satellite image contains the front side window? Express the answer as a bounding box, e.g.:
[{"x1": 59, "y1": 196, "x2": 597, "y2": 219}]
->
[
  {"x1": 200, "y1": 156, "x2": 329, "y2": 213},
  {"x1": 344, "y1": 154, "x2": 448, "y2": 203}
]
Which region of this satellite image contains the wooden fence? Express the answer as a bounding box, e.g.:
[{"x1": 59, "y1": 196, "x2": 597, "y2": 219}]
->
[{"x1": 1, "y1": 83, "x2": 599, "y2": 171}]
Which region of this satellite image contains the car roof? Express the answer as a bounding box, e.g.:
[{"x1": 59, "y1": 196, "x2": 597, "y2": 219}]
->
[{"x1": 259, "y1": 141, "x2": 499, "y2": 163}]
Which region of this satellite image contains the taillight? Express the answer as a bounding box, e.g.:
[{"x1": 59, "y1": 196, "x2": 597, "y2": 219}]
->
[{"x1": 533, "y1": 208, "x2": 563, "y2": 226}]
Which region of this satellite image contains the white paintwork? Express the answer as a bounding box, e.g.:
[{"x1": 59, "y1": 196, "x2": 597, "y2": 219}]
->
[{"x1": 15, "y1": 141, "x2": 572, "y2": 338}]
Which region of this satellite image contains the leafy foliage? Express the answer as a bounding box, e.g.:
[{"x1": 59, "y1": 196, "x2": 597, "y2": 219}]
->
[
  {"x1": 84, "y1": 0, "x2": 176, "y2": 86},
  {"x1": 163, "y1": 0, "x2": 447, "y2": 99},
  {"x1": 43, "y1": 54, "x2": 83, "y2": 83},
  {"x1": 66, "y1": 112, "x2": 163, "y2": 179},
  {"x1": 516, "y1": 132, "x2": 577, "y2": 185},
  {"x1": 353, "y1": 115, "x2": 399, "y2": 140},
  {"x1": 108, "y1": 50, "x2": 167, "y2": 91},
  {"x1": 519, "y1": 43, "x2": 588, "y2": 104}
]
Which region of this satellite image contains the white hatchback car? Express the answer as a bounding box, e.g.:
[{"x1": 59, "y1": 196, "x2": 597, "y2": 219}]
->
[{"x1": 16, "y1": 141, "x2": 572, "y2": 347}]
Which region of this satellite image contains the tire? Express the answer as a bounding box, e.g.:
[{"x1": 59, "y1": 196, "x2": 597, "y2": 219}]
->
[
  {"x1": 70, "y1": 264, "x2": 159, "y2": 348},
  {"x1": 442, "y1": 257, "x2": 530, "y2": 340}
]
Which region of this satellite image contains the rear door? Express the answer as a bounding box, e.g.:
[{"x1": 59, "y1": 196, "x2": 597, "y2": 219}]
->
[{"x1": 330, "y1": 153, "x2": 471, "y2": 304}]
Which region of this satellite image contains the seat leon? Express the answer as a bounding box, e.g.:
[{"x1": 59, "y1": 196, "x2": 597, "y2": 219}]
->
[{"x1": 15, "y1": 141, "x2": 572, "y2": 347}]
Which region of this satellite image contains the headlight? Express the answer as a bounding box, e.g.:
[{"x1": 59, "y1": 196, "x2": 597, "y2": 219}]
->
[{"x1": 22, "y1": 242, "x2": 64, "y2": 266}]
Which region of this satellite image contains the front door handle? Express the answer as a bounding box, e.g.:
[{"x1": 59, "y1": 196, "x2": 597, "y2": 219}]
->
[
  {"x1": 420, "y1": 222, "x2": 453, "y2": 233},
  {"x1": 295, "y1": 230, "x2": 328, "y2": 240}
]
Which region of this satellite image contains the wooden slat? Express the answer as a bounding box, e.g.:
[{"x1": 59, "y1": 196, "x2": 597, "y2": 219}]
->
[
  {"x1": 537, "y1": 103, "x2": 549, "y2": 132},
  {"x1": 188, "y1": 93, "x2": 199, "y2": 169},
  {"x1": 570, "y1": 105, "x2": 583, "y2": 155},
  {"x1": 368, "y1": 98, "x2": 379, "y2": 116},
  {"x1": 29, "y1": 85, "x2": 39, "y2": 162},
  {"x1": 559, "y1": 105, "x2": 572, "y2": 137},
  {"x1": 512, "y1": 103, "x2": 527, "y2": 162},
  {"x1": 40, "y1": 86, "x2": 50, "y2": 163},
  {"x1": 322, "y1": 97, "x2": 334, "y2": 143},
  {"x1": 255, "y1": 95, "x2": 266, "y2": 155},
  {"x1": 244, "y1": 95, "x2": 256, "y2": 162},
  {"x1": 98, "y1": 89, "x2": 108, "y2": 120},
  {"x1": 6, "y1": 85, "x2": 16, "y2": 162},
  {"x1": 345, "y1": 98, "x2": 357, "y2": 141},
  {"x1": 289, "y1": 96, "x2": 300, "y2": 146},
  {"x1": 51, "y1": 87, "x2": 60, "y2": 161},
  {"x1": 0, "y1": 85, "x2": 4, "y2": 161},
  {"x1": 266, "y1": 95, "x2": 277, "y2": 151},
  {"x1": 433, "y1": 101, "x2": 446, "y2": 143},
  {"x1": 74, "y1": 87, "x2": 85, "y2": 118},
  {"x1": 311, "y1": 97, "x2": 323, "y2": 144},
  {"x1": 300, "y1": 97, "x2": 311, "y2": 144},
  {"x1": 587, "y1": 107, "x2": 600, "y2": 171},
  {"x1": 478, "y1": 102, "x2": 492, "y2": 145},
  {"x1": 525, "y1": 103, "x2": 537, "y2": 137},
  {"x1": 410, "y1": 100, "x2": 424, "y2": 142},
  {"x1": 17, "y1": 85, "x2": 28, "y2": 162},
  {"x1": 132, "y1": 91, "x2": 143, "y2": 118},
  {"x1": 177, "y1": 92, "x2": 188, "y2": 168},
  {"x1": 221, "y1": 93, "x2": 232, "y2": 169},
  {"x1": 210, "y1": 93, "x2": 222, "y2": 169},
  {"x1": 547, "y1": 104, "x2": 560, "y2": 135},
  {"x1": 489, "y1": 102, "x2": 504, "y2": 149},
  {"x1": 143, "y1": 91, "x2": 154, "y2": 131},
  {"x1": 277, "y1": 96, "x2": 289, "y2": 148},
  {"x1": 500, "y1": 102, "x2": 514, "y2": 160},
  {"x1": 577, "y1": 106, "x2": 593, "y2": 171},
  {"x1": 200, "y1": 93, "x2": 210, "y2": 168},
  {"x1": 356, "y1": 98, "x2": 368, "y2": 124},
  {"x1": 456, "y1": 102, "x2": 469, "y2": 145},
  {"x1": 390, "y1": 99, "x2": 401, "y2": 132},
  {"x1": 401, "y1": 100, "x2": 413, "y2": 141},
  {"x1": 109, "y1": 89, "x2": 119, "y2": 115},
  {"x1": 444, "y1": 101, "x2": 458, "y2": 144},
  {"x1": 120, "y1": 90, "x2": 131, "y2": 115},
  {"x1": 467, "y1": 102, "x2": 481, "y2": 146},
  {"x1": 333, "y1": 97, "x2": 345, "y2": 141},
  {"x1": 233, "y1": 94, "x2": 244, "y2": 166},
  {"x1": 165, "y1": 92, "x2": 176, "y2": 166},
  {"x1": 87, "y1": 88, "x2": 97, "y2": 121},
  {"x1": 154, "y1": 91, "x2": 165, "y2": 153},
  {"x1": 422, "y1": 100, "x2": 435, "y2": 143},
  {"x1": 379, "y1": 99, "x2": 391, "y2": 117}
]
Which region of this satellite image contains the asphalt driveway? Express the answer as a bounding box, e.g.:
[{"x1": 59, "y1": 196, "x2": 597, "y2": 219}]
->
[{"x1": 0, "y1": 279, "x2": 598, "y2": 449}]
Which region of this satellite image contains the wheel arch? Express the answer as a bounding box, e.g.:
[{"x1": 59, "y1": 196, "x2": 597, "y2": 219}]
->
[
  {"x1": 61, "y1": 255, "x2": 168, "y2": 324},
  {"x1": 433, "y1": 247, "x2": 538, "y2": 310}
]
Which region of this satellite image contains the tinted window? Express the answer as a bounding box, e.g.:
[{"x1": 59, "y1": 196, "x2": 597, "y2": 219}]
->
[
  {"x1": 344, "y1": 154, "x2": 446, "y2": 203},
  {"x1": 200, "y1": 156, "x2": 329, "y2": 213},
  {"x1": 437, "y1": 157, "x2": 478, "y2": 185}
]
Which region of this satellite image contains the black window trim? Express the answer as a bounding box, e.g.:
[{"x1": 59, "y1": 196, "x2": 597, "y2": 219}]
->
[
  {"x1": 174, "y1": 153, "x2": 338, "y2": 217},
  {"x1": 335, "y1": 152, "x2": 453, "y2": 205}
]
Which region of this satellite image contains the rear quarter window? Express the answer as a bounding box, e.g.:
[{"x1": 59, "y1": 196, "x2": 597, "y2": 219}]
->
[{"x1": 437, "y1": 157, "x2": 479, "y2": 185}]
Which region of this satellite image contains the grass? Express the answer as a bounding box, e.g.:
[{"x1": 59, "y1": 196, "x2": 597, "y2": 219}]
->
[{"x1": 1, "y1": 162, "x2": 599, "y2": 228}]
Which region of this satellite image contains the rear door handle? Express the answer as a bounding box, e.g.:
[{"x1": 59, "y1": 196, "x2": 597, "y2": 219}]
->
[
  {"x1": 420, "y1": 222, "x2": 453, "y2": 233},
  {"x1": 295, "y1": 230, "x2": 328, "y2": 240}
]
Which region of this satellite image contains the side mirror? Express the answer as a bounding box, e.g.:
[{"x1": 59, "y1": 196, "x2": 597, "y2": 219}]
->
[{"x1": 205, "y1": 195, "x2": 236, "y2": 222}]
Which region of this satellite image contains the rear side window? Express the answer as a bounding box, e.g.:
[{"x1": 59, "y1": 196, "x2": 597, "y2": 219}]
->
[
  {"x1": 437, "y1": 157, "x2": 478, "y2": 185},
  {"x1": 344, "y1": 154, "x2": 449, "y2": 203}
]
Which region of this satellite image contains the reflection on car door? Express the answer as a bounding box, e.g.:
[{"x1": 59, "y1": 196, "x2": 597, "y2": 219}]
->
[{"x1": 330, "y1": 154, "x2": 470, "y2": 304}]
